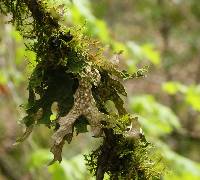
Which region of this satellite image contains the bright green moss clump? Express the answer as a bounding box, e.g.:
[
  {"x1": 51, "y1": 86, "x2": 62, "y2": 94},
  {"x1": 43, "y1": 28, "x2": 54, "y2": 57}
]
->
[{"x1": 0, "y1": 0, "x2": 164, "y2": 179}]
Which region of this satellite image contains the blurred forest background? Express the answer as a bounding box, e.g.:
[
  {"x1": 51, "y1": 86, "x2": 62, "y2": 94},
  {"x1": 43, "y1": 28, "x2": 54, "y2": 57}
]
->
[{"x1": 0, "y1": 0, "x2": 200, "y2": 179}]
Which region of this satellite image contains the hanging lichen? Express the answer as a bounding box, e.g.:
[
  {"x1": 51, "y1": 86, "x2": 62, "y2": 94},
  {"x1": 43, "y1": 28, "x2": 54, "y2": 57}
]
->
[{"x1": 0, "y1": 0, "x2": 164, "y2": 179}]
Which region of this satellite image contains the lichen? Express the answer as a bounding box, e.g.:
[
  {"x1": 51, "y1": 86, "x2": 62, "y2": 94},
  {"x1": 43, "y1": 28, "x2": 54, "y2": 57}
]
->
[{"x1": 0, "y1": 1, "x2": 164, "y2": 179}]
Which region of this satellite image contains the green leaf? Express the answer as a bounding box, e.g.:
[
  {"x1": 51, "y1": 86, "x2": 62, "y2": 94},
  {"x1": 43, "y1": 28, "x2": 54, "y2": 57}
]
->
[
  {"x1": 130, "y1": 95, "x2": 181, "y2": 137},
  {"x1": 127, "y1": 41, "x2": 161, "y2": 65},
  {"x1": 0, "y1": 70, "x2": 8, "y2": 84},
  {"x1": 185, "y1": 85, "x2": 200, "y2": 111},
  {"x1": 28, "y1": 149, "x2": 90, "y2": 180},
  {"x1": 162, "y1": 81, "x2": 187, "y2": 95},
  {"x1": 142, "y1": 44, "x2": 160, "y2": 65},
  {"x1": 156, "y1": 141, "x2": 200, "y2": 180}
]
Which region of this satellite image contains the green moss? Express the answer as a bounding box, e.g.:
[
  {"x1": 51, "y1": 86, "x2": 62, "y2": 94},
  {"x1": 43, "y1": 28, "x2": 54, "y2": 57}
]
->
[{"x1": 85, "y1": 129, "x2": 163, "y2": 179}]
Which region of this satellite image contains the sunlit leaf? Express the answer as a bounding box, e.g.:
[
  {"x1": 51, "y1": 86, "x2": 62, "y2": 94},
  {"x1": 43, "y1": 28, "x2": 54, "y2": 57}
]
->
[
  {"x1": 162, "y1": 81, "x2": 187, "y2": 95},
  {"x1": 129, "y1": 95, "x2": 181, "y2": 137},
  {"x1": 155, "y1": 141, "x2": 200, "y2": 180},
  {"x1": 28, "y1": 149, "x2": 92, "y2": 180},
  {"x1": 185, "y1": 85, "x2": 200, "y2": 111},
  {"x1": 142, "y1": 44, "x2": 161, "y2": 65},
  {"x1": 0, "y1": 70, "x2": 8, "y2": 84}
]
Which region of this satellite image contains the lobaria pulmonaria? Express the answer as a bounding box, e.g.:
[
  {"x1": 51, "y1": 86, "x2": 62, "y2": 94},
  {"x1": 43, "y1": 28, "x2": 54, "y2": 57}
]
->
[{"x1": 0, "y1": 0, "x2": 164, "y2": 179}]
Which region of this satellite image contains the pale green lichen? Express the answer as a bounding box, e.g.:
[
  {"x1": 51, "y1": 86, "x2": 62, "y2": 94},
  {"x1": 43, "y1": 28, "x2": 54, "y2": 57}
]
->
[{"x1": 50, "y1": 65, "x2": 106, "y2": 163}]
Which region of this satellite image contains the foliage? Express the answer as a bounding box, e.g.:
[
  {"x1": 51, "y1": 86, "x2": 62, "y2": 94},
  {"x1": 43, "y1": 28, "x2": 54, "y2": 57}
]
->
[
  {"x1": 163, "y1": 82, "x2": 200, "y2": 112},
  {"x1": 28, "y1": 149, "x2": 92, "y2": 180},
  {"x1": 129, "y1": 95, "x2": 180, "y2": 137}
]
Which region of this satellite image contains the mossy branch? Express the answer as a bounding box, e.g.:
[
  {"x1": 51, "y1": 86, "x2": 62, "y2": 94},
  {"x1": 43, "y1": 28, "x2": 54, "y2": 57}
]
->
[{"x1": 0, "y1": 0, "x2": 164, "y2": 179}]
